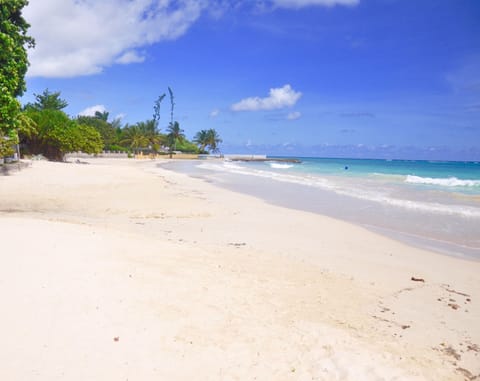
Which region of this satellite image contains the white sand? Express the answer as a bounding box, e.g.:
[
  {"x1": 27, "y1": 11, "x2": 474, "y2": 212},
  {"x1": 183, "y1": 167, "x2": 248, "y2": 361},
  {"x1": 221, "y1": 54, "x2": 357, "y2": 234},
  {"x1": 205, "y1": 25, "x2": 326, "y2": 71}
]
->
[{"x1": 0, "y1": 158, "x2": 479, "y2": 380}]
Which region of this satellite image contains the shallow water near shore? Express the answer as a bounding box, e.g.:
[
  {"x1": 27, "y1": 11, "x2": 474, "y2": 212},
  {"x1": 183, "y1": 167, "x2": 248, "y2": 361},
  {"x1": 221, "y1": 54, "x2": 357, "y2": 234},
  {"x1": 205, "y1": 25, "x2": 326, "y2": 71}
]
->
[{"x1": 160, "y1": 157, "x2": 480, "y2": 259}]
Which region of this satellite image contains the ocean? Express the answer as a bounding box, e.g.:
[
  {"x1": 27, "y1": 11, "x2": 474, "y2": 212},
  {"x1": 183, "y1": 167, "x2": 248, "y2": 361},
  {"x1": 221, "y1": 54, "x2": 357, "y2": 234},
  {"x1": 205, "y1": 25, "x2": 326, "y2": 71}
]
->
[{"x1": 160, "y1": 157, "x2": 480, "y2": 259}]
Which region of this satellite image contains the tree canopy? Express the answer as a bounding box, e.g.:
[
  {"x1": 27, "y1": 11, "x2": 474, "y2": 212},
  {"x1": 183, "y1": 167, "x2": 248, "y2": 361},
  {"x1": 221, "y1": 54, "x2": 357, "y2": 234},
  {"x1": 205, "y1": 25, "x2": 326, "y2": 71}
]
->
[
  {"x1": 166, "y1": 121, "x2": 185, "y2": 153},
  {"x1": 0, "y1": 0, "x2": 34, "y2": 157},
  {"x1": 77, "y1": 114, "x2": 117, "y2": 150},
  {"x1": 0, "y1": 0, "x2": 34, "y2": 98},
  {"x1": 21, "y1": 108, "x2": 102, "y2": 160},
  {"x1": 194, "y1": 129, "x2": 222, "y2": 154},
  {"x1": 26, "y1": 89, "x2": 69, "y2": 111},
  {"x1": 120, "y1": 120, "x2": 164, "y2": 152},
  {"x1": 5, "y1": 84, "x2": 222, "y2": 161}
]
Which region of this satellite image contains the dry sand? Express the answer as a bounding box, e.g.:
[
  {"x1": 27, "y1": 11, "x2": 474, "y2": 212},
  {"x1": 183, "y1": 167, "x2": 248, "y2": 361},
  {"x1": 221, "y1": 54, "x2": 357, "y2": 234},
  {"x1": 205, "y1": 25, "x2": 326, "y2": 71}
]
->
[{"x1": 0, "y1": 158, "x2": 479, "y2": 380}]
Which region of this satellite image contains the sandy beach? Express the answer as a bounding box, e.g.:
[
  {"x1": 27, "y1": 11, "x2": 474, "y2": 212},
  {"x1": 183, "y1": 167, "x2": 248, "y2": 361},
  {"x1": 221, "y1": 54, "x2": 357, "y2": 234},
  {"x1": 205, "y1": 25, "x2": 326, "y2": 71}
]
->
[{"x1": 1, "y1": 158, "x2": 479, "y2": 380}]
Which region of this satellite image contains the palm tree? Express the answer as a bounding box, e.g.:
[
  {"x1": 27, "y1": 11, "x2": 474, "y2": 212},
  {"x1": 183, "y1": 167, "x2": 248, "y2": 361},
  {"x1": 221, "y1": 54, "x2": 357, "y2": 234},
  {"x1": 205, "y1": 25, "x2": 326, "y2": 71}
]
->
[
  {"x1": 94, "y1": 110, "x2": 109, "y2": 121},
  {"x1": 137, "y1": 119, "x2": 163, "y2": 152},
  {"x1": 166, "y1": 121, "x2": 184, "y2": 157},
  {"x1": 111, "y1": 118, "x2": 124, "y2": 147},
  {"x1": 119, "y1": 125, "x2": 149, "y2": 152},
  {"x1": 120, "y1": 120, "x2": 164, "y2": 153},
  {"x1": 168, "y1": 87, "x2": 175, "y2": 125},
  {"x1": 153, "y1": 93, "x2": 166, "y2": 125},
  {"x1": 194, "y1": 128, "x2": 222, "y2": 153},
  {"x1": 111, "y1": 118, "x2": 122, "y2": 130},
  {"x1": 206, "y1": 129, "x2": 222, "y2": 153},
  {"x1": 193, "y1": 129, "x2": 209, "y2": 153}
]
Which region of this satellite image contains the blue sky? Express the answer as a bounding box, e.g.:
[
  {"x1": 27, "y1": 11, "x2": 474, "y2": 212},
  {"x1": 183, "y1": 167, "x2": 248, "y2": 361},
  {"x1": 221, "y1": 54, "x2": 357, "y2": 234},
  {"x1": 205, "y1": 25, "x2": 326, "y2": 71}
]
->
[{"x1": 21, "y1": 0, "x2": 480, "y2": 159}]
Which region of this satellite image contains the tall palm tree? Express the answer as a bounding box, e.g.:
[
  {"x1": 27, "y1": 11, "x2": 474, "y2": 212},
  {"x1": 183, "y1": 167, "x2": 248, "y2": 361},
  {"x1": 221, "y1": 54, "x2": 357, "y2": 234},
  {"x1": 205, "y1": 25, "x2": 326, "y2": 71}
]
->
[
  {"x1": 168, "y1": 87, "x2": 175, "y2": 125},
  {"x1": 153, "y1": 93, "x2": 166, "y2": 127},
  {"x1": 166, "y1": 121, "x2": 184, "y2": 157}
]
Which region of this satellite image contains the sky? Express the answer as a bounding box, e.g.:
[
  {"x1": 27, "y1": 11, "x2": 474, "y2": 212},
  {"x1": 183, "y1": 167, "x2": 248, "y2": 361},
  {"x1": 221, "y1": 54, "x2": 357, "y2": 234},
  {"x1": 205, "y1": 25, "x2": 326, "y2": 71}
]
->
[{"x1": 20, "y1": 0, "x2": 480, "y2": 160}]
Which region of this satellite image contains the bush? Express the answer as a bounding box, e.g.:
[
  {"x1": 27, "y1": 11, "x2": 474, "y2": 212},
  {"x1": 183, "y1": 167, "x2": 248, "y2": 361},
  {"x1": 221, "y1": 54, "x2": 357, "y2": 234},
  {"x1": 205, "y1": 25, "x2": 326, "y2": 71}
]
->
[
  {"x1": 21, "y1": 109, "x2": 103, "y2": 160},
  {"x1": 105, "y1": 144, "x2": 130, "y2": 152},
  {"x1": 175, "y1": 139, "x2": 200, "y2": 154}
]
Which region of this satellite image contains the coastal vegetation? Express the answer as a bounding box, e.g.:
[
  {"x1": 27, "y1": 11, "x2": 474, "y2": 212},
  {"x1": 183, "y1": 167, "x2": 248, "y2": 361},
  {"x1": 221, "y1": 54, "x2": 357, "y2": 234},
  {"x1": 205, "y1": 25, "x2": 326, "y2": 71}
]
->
[
  {"x1": 194, "y1": 129, "x2": 223, "y2": 154},
  {"x1": 0, "y1": 1, "x2": 221, "y2": 162},
  {"x1": 0, "y1": 0, "x2": 34, "y2": 159},
  {"x1": 17, "y1": 88, "x2": 222, "y2": 160}
]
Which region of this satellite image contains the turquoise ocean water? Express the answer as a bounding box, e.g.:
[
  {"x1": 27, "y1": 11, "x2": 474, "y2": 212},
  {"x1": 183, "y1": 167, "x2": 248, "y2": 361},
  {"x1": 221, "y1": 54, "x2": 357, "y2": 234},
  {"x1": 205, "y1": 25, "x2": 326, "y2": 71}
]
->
[{"x1": 161, "y1": 157, "x2": 480, "y2": 259}]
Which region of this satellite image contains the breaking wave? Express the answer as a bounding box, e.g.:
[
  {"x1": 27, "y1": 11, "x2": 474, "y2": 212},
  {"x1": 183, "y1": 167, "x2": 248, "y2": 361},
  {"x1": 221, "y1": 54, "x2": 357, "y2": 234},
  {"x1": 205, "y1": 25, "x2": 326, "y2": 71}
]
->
[
  {"x1": 405, "y1": 175, "x2": 480, "y2": 187},
  {"x1": 268, "y1": 162, "x2": 294, "y2": 169},
  {"x1": 197, "y1": 161, "x2": 480, "y2": 219}
]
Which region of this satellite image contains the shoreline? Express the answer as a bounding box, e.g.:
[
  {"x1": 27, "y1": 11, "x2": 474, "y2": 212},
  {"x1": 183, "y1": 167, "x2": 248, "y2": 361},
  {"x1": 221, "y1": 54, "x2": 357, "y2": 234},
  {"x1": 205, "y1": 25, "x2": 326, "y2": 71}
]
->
[
  {"x1": 1, "y1": 158, "x2": 479, "y2": 380},
  {"x1": 159, "y1": 159, "x2": 480, "y2": 260}
]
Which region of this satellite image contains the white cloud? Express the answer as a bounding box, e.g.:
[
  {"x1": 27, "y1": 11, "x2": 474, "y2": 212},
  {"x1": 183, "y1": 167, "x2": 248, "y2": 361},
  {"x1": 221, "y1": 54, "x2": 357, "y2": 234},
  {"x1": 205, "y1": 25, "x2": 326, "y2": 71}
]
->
[
  {"x1": 209, "y1": 109, "x2": 220, "y2": 118},
  {"x1": 287, "y1": 111, "x2": 301, "y2": 120},
  {"x1": 115, "y1": 50, "x2": 146, "y2": 64},
  {"x1": 272, "y1": 0, "x2": 359, "y2": 8},
  {"x1": 115, "y1": 113, "x2": 127, "y2": 121},
  {"x1": 24, "y1": 0, "x2": 204, "y2": 78},
  {"x1": 231, "y1": 84, "x2": 302, "y2": 111},
  {"x1": 23, "y1": 1, "x2": 359, "y2": 78},
  {"x1": 78, "y1": 104, "x2": 107, "y2": 117}
]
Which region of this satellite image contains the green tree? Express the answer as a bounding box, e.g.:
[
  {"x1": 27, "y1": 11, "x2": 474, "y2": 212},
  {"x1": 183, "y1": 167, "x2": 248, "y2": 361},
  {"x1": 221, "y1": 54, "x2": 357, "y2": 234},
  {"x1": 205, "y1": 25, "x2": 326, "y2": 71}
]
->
[
  {"x1": 141, "y1": 119, "x2": 165, "y2": 152},
  {"x1": 21, "y1": 109, "x2": 102, "y2": 160},
  {"x1": 0, "y1": 134, "x2": 12, "y2": 157},
  {"x1": 166, "y1": 121, "x2": 184, "y2": 157},
  {"x1": 111, "y1": 117, "x2": 125, "y2": 149},
  {"x1": 194, "y1": 129, "x2": 222, "y2": 153},
  {"x1": 119, "y1": 124, "x2": 150, "y2": 152},
  {"x1": 119, "y1": 120, "x2": 164, "y2": 153},
  {"x1": 193, "y1": 130, "x2": 208, "y2": 153},
  {"x1": 74, "y1": 123, "x2": 104, "y2": 154},
  {"x1": 206, "y1": 129, "x2": 222, "y2": 153},
  {"x1": 26, "y1": 89, "x2": 68, "y2": 111},
  {"x1": 0, "y1": 0, "x2": 34, "y2": 157},
  {"x1": 17, "y1": 111, "x2": 35, "y2": 137},
  {"x1": 111, "y1": 117, "x2": 123, "y2": 131},
  {"x1": 77, "y1": 115, "x2": 117, "y2": 150},
  {"x1": 175, "y1": 139, "x2": 200, "y2": 154},
  {"x1": 94, "y1": 110, "x2": 109, "y2": 121}
]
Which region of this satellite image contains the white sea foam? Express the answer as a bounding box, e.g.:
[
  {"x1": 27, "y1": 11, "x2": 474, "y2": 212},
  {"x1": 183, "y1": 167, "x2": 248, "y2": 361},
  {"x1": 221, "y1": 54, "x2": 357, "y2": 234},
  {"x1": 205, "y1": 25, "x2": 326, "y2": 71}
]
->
[
  {"x1": 339, "y1": 189, "x2": 480, "y2": 218},
  {"x1": 405, "y1": 175, "x2": 480, "y2": 187},
  {"x1": 222, "y1": 162, "x2": 245, "y2": 170},
  {"x1": 197, "y1": 162, "x2": 480, "y2": 219},
  {"x1": 268, "y1": 162, "x2": 294, "y2": 169}
]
